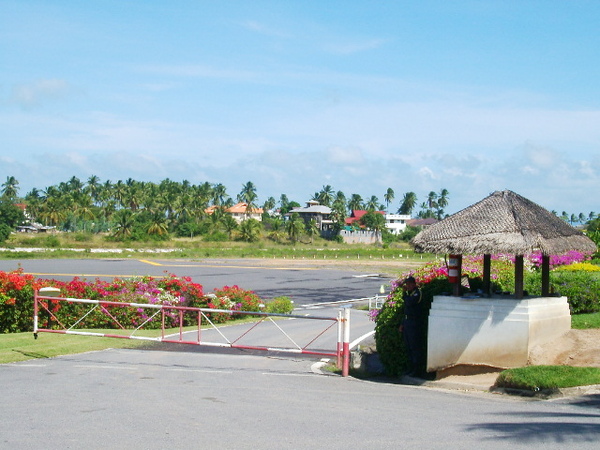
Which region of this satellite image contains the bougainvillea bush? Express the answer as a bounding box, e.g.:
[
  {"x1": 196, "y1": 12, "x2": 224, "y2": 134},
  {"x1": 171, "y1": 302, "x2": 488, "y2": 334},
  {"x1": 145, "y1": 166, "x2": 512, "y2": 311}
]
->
[
  {"x1": 0, "y1": 269, "x2": 45, "y2": 333},
  {"x1": 0, "y1": 270, "x2": 269, "y2": 333},
  {"x1": 373, "y1": 252, "x2": 598, "y2": 376}
]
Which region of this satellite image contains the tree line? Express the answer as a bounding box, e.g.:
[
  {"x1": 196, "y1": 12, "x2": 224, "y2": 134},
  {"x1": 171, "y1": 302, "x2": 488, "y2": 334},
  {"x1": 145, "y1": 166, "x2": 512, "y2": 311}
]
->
[
  {"x1": 1, "y1": 175, "x2": 597, "y2": 243},
  {"x1": 0, "y1": 175, "x2": 457, "y2": 243}
]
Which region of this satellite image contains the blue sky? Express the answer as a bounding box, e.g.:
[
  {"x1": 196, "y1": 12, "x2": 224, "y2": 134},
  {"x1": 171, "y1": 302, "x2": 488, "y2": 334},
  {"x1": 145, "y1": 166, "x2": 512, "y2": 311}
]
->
[{"x1": 1, "y1": 1, "x2": 599, "y2": 216}]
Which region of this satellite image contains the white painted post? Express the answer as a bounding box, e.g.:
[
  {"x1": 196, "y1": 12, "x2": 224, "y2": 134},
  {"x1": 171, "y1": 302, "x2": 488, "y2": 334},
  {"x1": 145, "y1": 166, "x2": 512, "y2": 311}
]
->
[{"x1": 341, "y1": 307, "x2": 351, "y2": 377}]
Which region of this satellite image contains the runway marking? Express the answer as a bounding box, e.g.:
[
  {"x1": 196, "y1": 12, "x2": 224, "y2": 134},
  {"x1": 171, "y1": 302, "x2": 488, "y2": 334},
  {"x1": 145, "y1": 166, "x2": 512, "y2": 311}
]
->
[
  {"x1": 138, "y1": 260, "x2": 318, "y2": 271},
  {"x1": 21, "y1": 272, "x2": 167, "y2": 279}
]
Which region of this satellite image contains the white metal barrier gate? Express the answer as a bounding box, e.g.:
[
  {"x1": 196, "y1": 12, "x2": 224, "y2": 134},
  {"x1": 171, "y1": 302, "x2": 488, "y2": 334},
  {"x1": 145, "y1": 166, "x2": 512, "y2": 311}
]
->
[{"x1": 33, "y1": 289, "x2": 352, "y2": 376}]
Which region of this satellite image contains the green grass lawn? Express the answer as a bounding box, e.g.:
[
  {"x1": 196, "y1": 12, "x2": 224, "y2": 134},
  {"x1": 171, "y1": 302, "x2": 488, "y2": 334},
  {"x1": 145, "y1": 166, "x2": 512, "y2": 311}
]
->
[
  {"x1": 0, "y1": 331, "x2": 153, "y2": 364},
  {"x1": 572, "y1": 311, "x2": 600, "y2": 329},
  {"x1": 496, "y1": 365, "x2": 600, "y2": 391}
]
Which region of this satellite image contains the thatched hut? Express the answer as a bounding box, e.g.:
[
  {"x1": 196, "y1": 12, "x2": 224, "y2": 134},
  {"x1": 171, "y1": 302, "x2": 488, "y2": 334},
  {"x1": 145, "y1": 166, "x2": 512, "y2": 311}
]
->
[
  {"x1": 410, "y1": 190, "x2": 598, "y2": 372},
  {"x1": 411, "y1": 190, "x2": 597, "y2": 298}
]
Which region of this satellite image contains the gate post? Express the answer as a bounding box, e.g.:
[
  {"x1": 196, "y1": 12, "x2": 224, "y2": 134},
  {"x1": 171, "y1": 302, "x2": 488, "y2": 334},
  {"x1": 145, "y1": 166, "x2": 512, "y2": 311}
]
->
[
  {"x1": 341, "y1": 307, "x2": 351, "y2": 377},
  {"x1": 336, "y1": 309, "x2": 342, "y2": 368}
]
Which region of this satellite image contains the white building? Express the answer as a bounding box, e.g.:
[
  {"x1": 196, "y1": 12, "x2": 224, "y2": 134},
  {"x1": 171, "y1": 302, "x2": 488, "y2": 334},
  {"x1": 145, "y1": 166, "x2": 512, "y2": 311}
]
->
[{"x1": 384, "y1": 213, "x2": 411, "y2": 235}]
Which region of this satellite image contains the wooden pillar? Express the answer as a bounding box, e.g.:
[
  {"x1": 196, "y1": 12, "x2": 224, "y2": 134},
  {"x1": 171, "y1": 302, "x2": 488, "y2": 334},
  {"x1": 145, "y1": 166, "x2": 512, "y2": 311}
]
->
[
  {"x1": 514, "y1": 255, "x2": 524, "y2": 299},
  {"x1": 452, "y1": 255, "x2": 463, "y2": 297},
  {"x1": 541, "y1": 254, "x2": 551, "y2": 296},
  {"x1": 483, "y1": 254, "x2": 491, "y2": 297}
]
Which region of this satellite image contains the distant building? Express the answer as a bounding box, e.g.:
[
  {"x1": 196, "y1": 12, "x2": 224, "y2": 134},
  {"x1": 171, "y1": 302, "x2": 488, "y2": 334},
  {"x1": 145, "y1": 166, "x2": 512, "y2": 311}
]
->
[
  {"x1": 205, "y1": 202, "x2": 264, "y2": 223},
  {"x1": 345, "y1": 210, "x2": 411, "y2": 235},
  {"x1": 385, "y1": 213, "x2": 411, "y2": 234},
  {"x1": 288, "y1": 200, "x2": 333, "y2": 232}
]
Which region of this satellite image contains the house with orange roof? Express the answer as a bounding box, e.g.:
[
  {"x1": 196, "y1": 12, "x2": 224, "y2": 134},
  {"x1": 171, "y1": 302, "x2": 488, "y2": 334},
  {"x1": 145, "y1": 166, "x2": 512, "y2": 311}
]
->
[{"x1": 205, "y1": 202, "x2": 264, "y2": 223}]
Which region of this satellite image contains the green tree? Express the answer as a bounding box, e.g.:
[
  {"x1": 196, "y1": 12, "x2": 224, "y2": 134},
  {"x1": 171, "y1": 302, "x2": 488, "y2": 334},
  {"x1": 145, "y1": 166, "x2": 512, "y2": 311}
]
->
[
  {"x1": 365, "y1": 195, "x2": 379, "y2": 211},
  {"x1": 360, "y1": 211, "x2": 386, "y2": 233},
  {"x1": 112, "y1": 209, "x2": 136, "y2": 239},
  {"x1": 147, "y1": 211, "x2": 170, "y2": 237},
  {"x1": 286, "y1": 213, "x2": 304, "y2": 243},
  {"x1": 398, "y1": 192, "x2": 417, "y2": 215},
  {"x1": 306, "y1": 218, "x2": 320, "y2": 244},
  {"x1": 239, "y1": 218, "x2": 261, "y2": 242},
  {"x1": 436, "y1": 188, "x2": 449, "y2": 219},
  {"x1": 238, "y1": 181, "x2": 258, "y2": 218},
  {"x1": 1, "y1": 176, "x2": 19, "y2": 200},
  {"x1": 221, "y1": 213, "x2": 238, "y2": 239},
  {"x1": 348, "y1": 194, "x2": 363, "y2": 212},
  {"x1": 317, "y1": 185, "x2": 334, "y2": 207},
  {"x1": 384, "y1": 188, "x2": 394, "y2": 212}
]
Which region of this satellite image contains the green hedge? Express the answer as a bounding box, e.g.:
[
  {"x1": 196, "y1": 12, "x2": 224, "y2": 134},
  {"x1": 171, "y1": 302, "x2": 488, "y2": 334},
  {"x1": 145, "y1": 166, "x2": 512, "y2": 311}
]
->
[{"x1": 524, "y1": 271, "x2": 600, "y2": 313}]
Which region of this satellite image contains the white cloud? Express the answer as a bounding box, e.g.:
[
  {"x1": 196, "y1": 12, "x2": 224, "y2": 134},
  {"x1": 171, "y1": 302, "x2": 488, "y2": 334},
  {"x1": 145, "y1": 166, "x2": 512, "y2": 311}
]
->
[{"x1": 10, "y1": 79, "x2": 72, "y2": 109}]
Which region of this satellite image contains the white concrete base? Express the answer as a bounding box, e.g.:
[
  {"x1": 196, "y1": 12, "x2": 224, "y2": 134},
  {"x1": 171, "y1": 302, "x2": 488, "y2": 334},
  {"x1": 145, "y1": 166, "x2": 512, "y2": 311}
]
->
[{"x1": 427, "y1": 295, "x2": 571, "y2": 372}]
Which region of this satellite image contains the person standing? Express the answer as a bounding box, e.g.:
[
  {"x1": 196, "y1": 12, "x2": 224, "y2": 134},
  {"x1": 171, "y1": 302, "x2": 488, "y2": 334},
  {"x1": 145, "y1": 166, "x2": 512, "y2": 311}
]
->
[{"x1": 398, "y1": 276, "x2": 425, "y2": 377}]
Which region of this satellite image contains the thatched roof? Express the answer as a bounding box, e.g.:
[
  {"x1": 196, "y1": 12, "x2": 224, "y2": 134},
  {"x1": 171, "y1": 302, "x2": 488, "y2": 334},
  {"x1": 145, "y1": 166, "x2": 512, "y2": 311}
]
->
[{"x1": 411, "y1": 190, "x2": 597, "y2": 255}]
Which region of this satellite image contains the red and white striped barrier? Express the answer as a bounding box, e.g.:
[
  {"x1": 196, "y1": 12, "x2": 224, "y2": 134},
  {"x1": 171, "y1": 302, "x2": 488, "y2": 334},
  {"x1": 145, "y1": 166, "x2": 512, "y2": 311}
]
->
[{"x1": 33, "y1": 289, "x2": 352, "y2": 375}]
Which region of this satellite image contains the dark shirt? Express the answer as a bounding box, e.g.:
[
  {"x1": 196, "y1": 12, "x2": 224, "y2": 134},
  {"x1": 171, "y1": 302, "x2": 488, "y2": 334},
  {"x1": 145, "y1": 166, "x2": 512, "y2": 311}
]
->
[{"x1": 403, "y1": 287, "x2": 423, "y2": 320}]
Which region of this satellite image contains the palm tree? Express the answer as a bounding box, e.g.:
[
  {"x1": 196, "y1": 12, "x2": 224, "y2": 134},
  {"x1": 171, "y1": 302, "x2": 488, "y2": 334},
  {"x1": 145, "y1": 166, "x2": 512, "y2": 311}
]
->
[
  {"x1": 112, "y1": 209, "x2": 135, "y2": 239},
  {"x1": 267, "y1": 216, "x2": 285, "y2": 242},
  {"x1": 348, "y1": 194, "x2": 363, "y2": 212},
  {"x1": 72, "y1": 191, "x2": 96, "y2": 231},
  {"x1": 262, "y1": 196, "x2": 276, "y2": 214},
  {"x1": 306, "y1": 218, "x2": 320, "y2": 244},
  {"x1": 398, "y1": 192, "x2": 417, "y2": 215},
  {"x1": 212, "y1": 183, "x2": 228, "y2": 206},
  {"x1": 365, "y1": 195, "x2": 379, "y2": 211},
  {"x1": 384, "y1": 188, "x2": 394, "y2": 212},
  {"x1": 1, "y1": 176, "x2": 19, "y2": 200},
  {"x1": 238, "y1": 181, "x2": 258, "y2": 218},
  {"x1": 286, "y1": 213, "x2": 304, "y2": 243},
  {"x1": 436, "y1": 188, "x2": 449, "y2": 219},
  {"x1": 39, "y1": 197, "x2": 66, "y2": 226},
  {"x1": 239, "y1": 218, "x2": 261, "y2": 242},
  {"x1": 221, "y1": 213, "x2": 238, "y2": 239},
  {"x1": 147, "y1": 211, "x2": 169, "y2": 237},
  {"x1": 317, "y1": 185, "x2": 334, "y2": 207},
  {"x1": 85, "y1": 175, "x2": 101, "y2": 205},
  {"x1": 330, "y1": 197, "x2": 347, "y2": 231}
]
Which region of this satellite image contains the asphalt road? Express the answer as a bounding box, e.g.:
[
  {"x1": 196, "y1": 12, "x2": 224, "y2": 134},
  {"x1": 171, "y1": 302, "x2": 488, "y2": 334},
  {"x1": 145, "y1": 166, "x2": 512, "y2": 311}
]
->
[
  {"x1": 2, "y1": 258, "x2": 600, "y2": 448},
  {"x1": 2, "y1": 346, "x2": 599, "y2": 449},
  {"x1": 0, "y1": 258, "x2": 391, "y2": 306}
]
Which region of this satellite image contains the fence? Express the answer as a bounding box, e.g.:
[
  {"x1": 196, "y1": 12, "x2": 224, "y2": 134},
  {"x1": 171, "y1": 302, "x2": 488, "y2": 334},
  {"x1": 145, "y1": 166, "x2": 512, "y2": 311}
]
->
[{"x1": 33, "y1": 288, "x2": 352, "y2": 376}]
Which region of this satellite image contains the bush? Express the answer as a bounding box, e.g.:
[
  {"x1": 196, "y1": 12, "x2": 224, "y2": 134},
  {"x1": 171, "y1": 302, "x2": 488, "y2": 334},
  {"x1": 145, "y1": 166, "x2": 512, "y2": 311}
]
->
[
  {"x1": 264, "y1": 296, "x2": 294, "y2": 314},
  {"x1": 0, "y1": 270, "x2": 267, "y2": 333},
  {"x1": 524, "y1": 270, "x2": 600, "y2": 313},
  {"x1": 0, "y1": 269, "x2": 45, "y2": 333},
  {"x1": 374, "y1": 277, "x2": 451, "y2": 376}
]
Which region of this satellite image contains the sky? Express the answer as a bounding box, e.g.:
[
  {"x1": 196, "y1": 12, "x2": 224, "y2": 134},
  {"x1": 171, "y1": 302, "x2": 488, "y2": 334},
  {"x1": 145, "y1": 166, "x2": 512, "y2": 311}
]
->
[{"x1": 1, "y1": 0, "x2": 599, "y2": 216}]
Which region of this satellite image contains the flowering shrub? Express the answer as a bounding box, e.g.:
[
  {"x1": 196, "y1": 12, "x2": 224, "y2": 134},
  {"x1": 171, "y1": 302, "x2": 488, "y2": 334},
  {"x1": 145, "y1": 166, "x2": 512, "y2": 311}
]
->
[
  {"x1": 0, "y1": 269, "x2": 45, "y2": 333},
  {"x1": 0, "y1": 270, "x2": 266, "y2": 333},
  {"x1": 555, "y1": 262, "x2": 600, "y2": 272},
  {"x1": 213, "y1": 285, "x2": 262, "y2": 312}
]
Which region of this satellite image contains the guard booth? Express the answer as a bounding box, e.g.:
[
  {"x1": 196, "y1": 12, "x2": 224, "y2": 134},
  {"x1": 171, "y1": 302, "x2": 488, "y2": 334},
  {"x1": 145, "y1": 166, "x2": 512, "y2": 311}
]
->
[{"x1": 410, "y1": 190, "x2": 597, "y2": 373}]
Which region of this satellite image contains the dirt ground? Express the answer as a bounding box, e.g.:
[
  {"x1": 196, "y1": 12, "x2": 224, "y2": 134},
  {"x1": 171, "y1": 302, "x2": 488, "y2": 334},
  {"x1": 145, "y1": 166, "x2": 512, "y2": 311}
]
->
[{"x1": 528, "y1": 329, "x2": 600, "y2": 367}]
